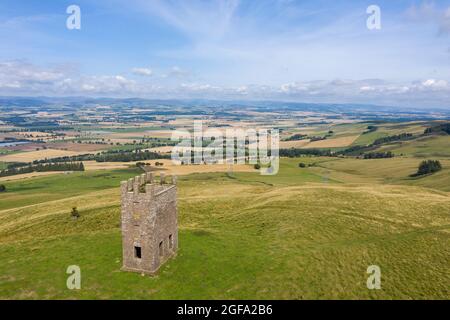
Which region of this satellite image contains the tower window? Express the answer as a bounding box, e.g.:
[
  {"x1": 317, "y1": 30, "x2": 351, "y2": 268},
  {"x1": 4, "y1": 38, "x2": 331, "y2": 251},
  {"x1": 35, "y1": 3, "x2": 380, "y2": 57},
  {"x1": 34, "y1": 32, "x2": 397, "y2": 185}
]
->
[
  {"x1": 169, "y1": 234, "x2": 173, "y2": 249},
  {"x1": 159, "y1": 241, "x2": 164, "y2": 256},
  {"x1": 134, "y1": 246, "x2": 142, "y2": 259}
]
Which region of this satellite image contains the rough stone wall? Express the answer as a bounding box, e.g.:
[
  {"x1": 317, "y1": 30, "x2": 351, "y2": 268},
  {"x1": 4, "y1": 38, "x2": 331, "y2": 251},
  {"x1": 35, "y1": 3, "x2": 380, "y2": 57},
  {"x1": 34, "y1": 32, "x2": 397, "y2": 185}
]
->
[{"x1": 120, "y1": 173, "x2": 178, "y2": 275}]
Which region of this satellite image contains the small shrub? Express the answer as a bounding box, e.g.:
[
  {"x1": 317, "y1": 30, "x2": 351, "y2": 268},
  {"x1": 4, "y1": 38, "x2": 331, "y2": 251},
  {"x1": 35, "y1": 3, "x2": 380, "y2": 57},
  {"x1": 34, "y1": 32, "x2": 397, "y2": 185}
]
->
[
  {"x1": 71, "y1": 207, "x2": 80, "y2": 219},
  {"x1": 254, "y1": 164, "x2": 261, "y2": 170},
  {"x1": 0, "y1": 184, "x2": 6, "y2": 192},
  {"x1": 299, "y1": 163, "x2": 306, "y2": 168}
]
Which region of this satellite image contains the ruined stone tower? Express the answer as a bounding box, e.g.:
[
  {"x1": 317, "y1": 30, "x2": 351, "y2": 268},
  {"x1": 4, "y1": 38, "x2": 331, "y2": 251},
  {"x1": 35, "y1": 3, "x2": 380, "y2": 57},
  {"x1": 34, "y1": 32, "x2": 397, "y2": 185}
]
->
[{"x1": 120, "y1": 172, "x2": 178, "y2": 275}]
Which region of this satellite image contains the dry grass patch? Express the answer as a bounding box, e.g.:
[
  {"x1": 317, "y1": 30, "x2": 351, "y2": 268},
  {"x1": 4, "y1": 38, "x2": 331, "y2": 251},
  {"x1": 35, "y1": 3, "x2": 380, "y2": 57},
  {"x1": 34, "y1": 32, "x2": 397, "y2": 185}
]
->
[
  {"x1": 303, "y1": 135, "x2": 360, "y2": 148},
  {"x1": 146, "y1": 159, "x2": 255, "y2": 176},
  {"x1": 83, "y1": 161, "x2": 135, "y2": 171},
  {"x1": 84, "y1": 160, "x2": 254, "y2": 176},
  {"x1": 0, "y1": 149, "x2": 88, "y2": 162},
  {"x1": 280, "y1": 140, "x2": 311, "y2": 148},
  {"x1": 147, "y1": 146, "x2": 173, "y2": 153}
]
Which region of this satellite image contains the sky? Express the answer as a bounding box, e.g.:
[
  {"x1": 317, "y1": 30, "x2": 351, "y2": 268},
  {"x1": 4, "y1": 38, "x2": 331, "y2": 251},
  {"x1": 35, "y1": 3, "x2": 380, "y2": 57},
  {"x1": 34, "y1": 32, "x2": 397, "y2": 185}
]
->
[{"x1": 0, "y1": 0, "x2": 449, "y2": 108}]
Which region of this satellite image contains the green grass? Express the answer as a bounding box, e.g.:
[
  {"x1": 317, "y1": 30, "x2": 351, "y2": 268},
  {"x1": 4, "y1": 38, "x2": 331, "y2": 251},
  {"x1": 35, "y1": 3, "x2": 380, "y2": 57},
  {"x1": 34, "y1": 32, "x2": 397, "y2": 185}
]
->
[
  {"x1": 352, "y1": 122, "x2": 428, "y2": 147},
  {"x1": 0, "y1": 167, "x2": 142, "y2": 210},
  {"x1": 317, "y1": 157, "x2": 450, "y2": 191},
  {"x1": 0, "y1": 148, "x2": 19, "y2": 156},
  {"x1": 353, "y1": 131, "x2": 390, "y2": 146},
  {"x1": 0, "y1": 161, "x2": 6, "y2": 170},
  {"x1": 375, "y1": 135, "x2": 450, "y2": 158},
  {"x1": 0, "y1": 157, "x2": 449, "y2": 299},
  {"x1": 228, "y1": 157, "x2": 330, "y2": 186}
]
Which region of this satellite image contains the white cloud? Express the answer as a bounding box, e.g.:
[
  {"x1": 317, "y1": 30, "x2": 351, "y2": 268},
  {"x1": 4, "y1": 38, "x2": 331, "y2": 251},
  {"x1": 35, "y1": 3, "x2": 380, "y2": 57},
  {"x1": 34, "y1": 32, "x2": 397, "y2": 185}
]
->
[
  {"x1": 0, "y1": 60, "x2": 64, "y2": 84},
  {"x1": 131, "y1": 67, "x2": 153, "y2": 76},
  {"x1": 0, "y1": 60, "x2": 449, "y2": 108},
  {"x1": 421, "y1": 79, "x2": 448, "y2": 89},
  {"x1": 360, "y1": 86, "x2": 376, "y2": 92},
  {"x1": 165, "y1": 66, "x2": 190, "y2": 78}
]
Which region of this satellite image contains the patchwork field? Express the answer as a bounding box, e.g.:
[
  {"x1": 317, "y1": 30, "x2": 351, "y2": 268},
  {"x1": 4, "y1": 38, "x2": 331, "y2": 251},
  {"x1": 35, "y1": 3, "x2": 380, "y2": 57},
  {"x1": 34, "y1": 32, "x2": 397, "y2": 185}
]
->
[
  {"x1": 0, "y1": 149, "x2": 89, "y2": 163},
  {"x1": 0, "y1": 157, "x2": 449, "y2": 299},
  {"x1": 82, "y1": 160, "x2": 254, "y2": 176},
  {"x1": 303, "y1": 135, "x2": 360, "y2": 148},
  {"x1": 280, "y1": 140, "x2": 311, "y2": 148},
  {"x1": 46, "y1": 142, "x2": 111, "y2": 152}
]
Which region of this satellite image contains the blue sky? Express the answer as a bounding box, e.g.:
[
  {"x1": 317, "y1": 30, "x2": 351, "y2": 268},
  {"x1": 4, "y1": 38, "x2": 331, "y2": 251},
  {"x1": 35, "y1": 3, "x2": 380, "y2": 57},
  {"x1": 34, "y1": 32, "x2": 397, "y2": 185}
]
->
[{"x1": 0, "y1": 0, "x2": 449, "y2": 107}]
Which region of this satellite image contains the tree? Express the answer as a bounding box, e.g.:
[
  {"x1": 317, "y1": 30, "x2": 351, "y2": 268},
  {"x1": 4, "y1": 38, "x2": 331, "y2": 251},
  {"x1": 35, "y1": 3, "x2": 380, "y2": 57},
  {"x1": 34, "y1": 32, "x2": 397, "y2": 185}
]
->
[
  {"x1": 0, "y1": 184, "x2": 6, "y2": 192},
  {"x1": 71, "y1": 207, "x2": 80, "y2": 219},
  {"x1": 413, "y1": 160, "x2": 442, "y2": 177}
]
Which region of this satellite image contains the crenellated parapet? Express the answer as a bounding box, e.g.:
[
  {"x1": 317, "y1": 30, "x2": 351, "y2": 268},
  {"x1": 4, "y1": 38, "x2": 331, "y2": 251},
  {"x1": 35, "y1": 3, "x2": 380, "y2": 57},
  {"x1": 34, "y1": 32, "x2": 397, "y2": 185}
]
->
[{"x1": 121, "y1": 172, "x2": 177, "y2": 197}]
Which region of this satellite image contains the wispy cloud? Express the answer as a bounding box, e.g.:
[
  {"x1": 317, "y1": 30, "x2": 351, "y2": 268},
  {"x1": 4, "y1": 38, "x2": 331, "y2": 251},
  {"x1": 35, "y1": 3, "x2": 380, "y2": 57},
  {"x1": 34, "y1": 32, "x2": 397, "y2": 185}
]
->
[
  {"x1": 134, "y1": 0, "x2": 240, "y2": 40},
  {"x1": 131, "y1": 67, "x2": 153, "y2": 76},
  {"x1": 405, "y1": 1, "x2": 450, "y2": 35}
]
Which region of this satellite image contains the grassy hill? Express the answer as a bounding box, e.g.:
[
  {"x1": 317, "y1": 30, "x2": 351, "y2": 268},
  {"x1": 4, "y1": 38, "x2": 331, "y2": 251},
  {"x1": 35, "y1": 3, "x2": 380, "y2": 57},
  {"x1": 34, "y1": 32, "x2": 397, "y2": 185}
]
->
[
  {"x1": 374, "y1": 135, "x2": 450, "y2": 158},
  {"x1": 0, "y1": 158, "x2": 449, "y2": 299},
  {"x1": 0, "y1": 168, "x2": 142, "y2": 211}
]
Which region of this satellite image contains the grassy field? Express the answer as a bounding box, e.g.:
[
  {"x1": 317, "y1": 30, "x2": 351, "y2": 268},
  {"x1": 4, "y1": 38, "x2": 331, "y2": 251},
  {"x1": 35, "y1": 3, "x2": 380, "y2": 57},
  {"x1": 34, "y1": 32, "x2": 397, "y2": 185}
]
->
[
  {"x1": 0, "y1": 168, "x2": 142, "y2": 211},
  {"x1": 316, "y1": 157, "x2": 450, "y2": 191},
  {"x1": 352, "y1": 122, "x2": 428, "y2": 146},
  {"x1": 375, "y1": 135, "x2": 450, "y2": 158},
  {"x1": 0, "y1": 149, "x2": 90, "y2": 163},
  {"x1": 0, "y1": 157, "x2": 449, "y2": 299}
]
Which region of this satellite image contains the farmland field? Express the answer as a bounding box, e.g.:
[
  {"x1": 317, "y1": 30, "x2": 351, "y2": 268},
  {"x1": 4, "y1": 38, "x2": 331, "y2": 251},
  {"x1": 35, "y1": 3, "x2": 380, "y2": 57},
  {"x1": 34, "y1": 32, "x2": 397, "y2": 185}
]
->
[{"x1": 0, "y1": 149, "x2": 90, "y2": 163}]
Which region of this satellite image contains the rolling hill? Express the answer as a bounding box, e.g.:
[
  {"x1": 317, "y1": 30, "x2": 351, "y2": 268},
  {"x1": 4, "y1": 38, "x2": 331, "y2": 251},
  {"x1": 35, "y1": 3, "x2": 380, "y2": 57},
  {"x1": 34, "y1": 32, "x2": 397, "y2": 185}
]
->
[{"x1": 0, "y1": 158, "x2": 449, "y2": 299}]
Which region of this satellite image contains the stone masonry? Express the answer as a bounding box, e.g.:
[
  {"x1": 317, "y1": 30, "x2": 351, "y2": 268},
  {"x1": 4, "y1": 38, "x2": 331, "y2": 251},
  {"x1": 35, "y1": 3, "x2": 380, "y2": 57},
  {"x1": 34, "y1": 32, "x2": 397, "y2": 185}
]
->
[{"x1": 120, "y1": 172, "x2": 178, "y2": 275}]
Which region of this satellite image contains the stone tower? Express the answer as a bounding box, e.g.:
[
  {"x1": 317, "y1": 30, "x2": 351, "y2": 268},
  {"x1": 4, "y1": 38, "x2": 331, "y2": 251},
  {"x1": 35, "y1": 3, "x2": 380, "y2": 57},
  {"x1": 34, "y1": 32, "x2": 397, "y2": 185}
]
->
[{"x1": 120, "y1": 172, "x2": 178, "y2": 275}]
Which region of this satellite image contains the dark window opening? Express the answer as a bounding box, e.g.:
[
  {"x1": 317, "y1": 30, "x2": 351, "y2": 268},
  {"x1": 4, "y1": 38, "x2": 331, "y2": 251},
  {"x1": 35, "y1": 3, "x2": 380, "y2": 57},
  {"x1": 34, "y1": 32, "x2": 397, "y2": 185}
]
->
[
  {"x1": 169, "y1": 234, "x2": 173, "y2": 249},
  {"x1": 159, "y1": 241, "x2": 164, "y2": 256},
  {"x1": 134, "y1": 246, "x2": 142, "y2": 259}
]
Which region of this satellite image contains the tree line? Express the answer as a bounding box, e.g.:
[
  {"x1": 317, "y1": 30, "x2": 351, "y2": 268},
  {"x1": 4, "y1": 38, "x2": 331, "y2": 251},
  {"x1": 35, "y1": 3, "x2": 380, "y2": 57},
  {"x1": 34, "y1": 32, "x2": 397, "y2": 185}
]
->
[
  {"x1": 25, "y1": 149, "x2": 170, "y2": 166},
  {"x1": 363, "y1": 151, "x2": 394, "y2": 159},
  {"x1": 279, "y1": 148, "x2": 333, "y2": 158},
  {"x1": 0, "y1": 162, "x2": 85, "y2": 177},
  {"x1": 424, "y1": 123, "x2": 450, "y2": 135},
  {"x1": 372, "y1": 133, "x2": 413, "y2": 146}
]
